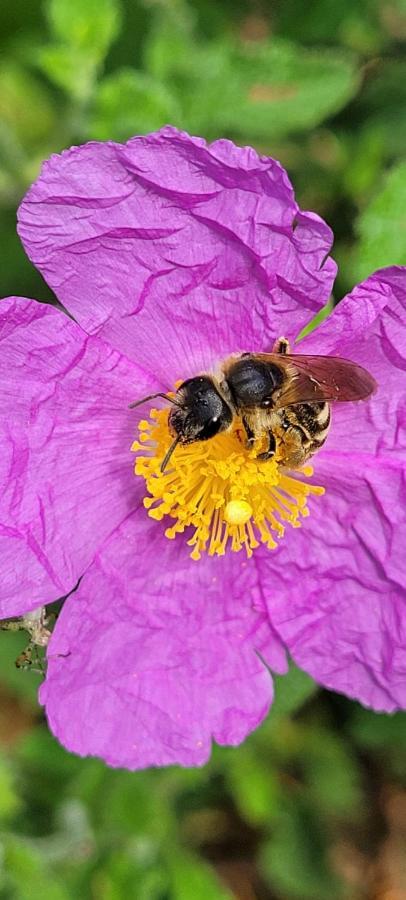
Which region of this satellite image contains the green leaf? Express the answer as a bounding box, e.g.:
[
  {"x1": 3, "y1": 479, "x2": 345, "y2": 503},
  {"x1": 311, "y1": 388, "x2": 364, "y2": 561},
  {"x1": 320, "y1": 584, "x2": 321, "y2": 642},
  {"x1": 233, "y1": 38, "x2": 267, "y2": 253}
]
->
[
  {"x1": 45, "y1": 0, "x2": 121, "y2": 60},
  {"x1": 225, "y1": 747, "x2": 279, "y2": 826},
  {"x1": 16, "y1": 727, "x2": 98, "y2": 810},
  {"x1": 0, "y1": 63, "x2": 55, "y2": 148},
  {"x1": 351, "y1": 59, "x2": 406, "y2": 160},
  {"x1": 145, "y1": 26, "x2": 360, "y2": 139},
  {"x1": 0, "y1": 211, "x2": 57, "y2": 300},
  {"x1": 36, "y1": 0, "x2": 122, "y2": 101},
  {"x1": 270, "y1": 663, "x2": 318, "y2": 722},
  {"x1": 35, "y1": 44, "x2": 99, "y2": 102},
  {"x1": 300, "y1": 725, "x2": 363, "y2": 817},
  {"x1": 0, "y1": 754, "x2": 19, "y2": 820},
  {"x1": 354, "y1": 160, "x2": 406, "y2": 280},
  {"x1": 260, "y1": 795, "x2": 343, "y2": 900},
  {"x1": 350, "y1": 706, "x2": 406, "y2": 749},
  {"x1": 143, "y1": 15, "x2": 195, "y2": 82},
  {"x1": 86, "y1": 851, "x2": 168, "y2": 900},
  {"x1": 90, "y1": 69, "x2": 181, "y2": 141},
  {"x1": 168, "y1": 851, "x2": 232, "y2": 900},
  {"x1": 4, "y1": 836, "x2": 70, "y2": 900},
  {"x1": 215, "y1": 40, "x2": 360, "y2": 140},
  {"x1": 349, "y1": 706, "x2": 406, "y2": 778},
  {"x1": 342, "y1": 124, "x2": 386, "y2": 202},
  {"x1": 82, "y1": 769, "x2": 175, "y2": 839},
  {"x1": 275, "y1": 0, "x2": 383, "y2": 52}
]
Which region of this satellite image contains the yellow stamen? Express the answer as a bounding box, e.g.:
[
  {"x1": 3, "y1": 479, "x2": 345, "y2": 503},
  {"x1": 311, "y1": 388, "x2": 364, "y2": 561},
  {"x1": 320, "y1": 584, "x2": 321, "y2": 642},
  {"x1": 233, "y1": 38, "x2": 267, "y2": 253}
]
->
[{"x1": 132, "y1": 410, "x2": 324, "y2": 560}]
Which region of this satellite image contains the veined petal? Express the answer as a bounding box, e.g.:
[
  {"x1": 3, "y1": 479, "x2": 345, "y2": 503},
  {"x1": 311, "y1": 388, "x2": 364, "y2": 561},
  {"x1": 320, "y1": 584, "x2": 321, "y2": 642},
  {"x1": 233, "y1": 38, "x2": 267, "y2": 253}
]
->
[
  {"x1": 299, "y1": 266, "x2": 406, "y2": 457},
  {"x1": 0, "y1": 297, "x2": 156, "y2": 617},
  {"x1": 40, "y1": 512, "x2": 287, "y2": 769},
  {"x1": 259, "y1": 453, "x2": 406, "y2": 712},
  {"x1": 18, "y1": 127, "x2": 336, "y2": 381}
]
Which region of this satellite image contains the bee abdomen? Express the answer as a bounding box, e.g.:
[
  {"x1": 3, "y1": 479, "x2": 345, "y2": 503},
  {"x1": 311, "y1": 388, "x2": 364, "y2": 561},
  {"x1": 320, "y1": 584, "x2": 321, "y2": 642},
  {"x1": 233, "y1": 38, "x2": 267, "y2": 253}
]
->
[
  {"x1": 282, "y1": 402, "x2": 331, "y2": 452},
  {"x1": 284, "y1": 401, "x2": 328, "y2": 430},
  {"x1": 309, "y1": 403, "x2": 331, "y2": 447}
]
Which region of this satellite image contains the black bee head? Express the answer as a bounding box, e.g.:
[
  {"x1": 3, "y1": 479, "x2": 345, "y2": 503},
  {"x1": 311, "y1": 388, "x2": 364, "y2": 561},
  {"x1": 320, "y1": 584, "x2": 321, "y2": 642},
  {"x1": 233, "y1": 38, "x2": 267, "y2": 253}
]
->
[{"x1": 169, "y1": 376, "x2": 233, "y2": 443}]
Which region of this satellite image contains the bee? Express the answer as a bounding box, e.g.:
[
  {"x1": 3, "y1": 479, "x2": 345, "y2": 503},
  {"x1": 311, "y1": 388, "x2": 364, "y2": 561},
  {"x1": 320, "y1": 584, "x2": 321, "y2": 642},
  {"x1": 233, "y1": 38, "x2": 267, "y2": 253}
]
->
[{"x1": 130, "y1": 338, "x2": 377, "y2": 471}]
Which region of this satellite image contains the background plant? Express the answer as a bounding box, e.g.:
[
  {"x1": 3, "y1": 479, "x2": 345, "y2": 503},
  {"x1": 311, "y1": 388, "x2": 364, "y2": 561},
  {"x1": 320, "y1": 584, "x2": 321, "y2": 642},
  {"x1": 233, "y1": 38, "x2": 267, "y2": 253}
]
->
[{"x1": 0, "y1": 0, "x2": 405, "y2": 897}]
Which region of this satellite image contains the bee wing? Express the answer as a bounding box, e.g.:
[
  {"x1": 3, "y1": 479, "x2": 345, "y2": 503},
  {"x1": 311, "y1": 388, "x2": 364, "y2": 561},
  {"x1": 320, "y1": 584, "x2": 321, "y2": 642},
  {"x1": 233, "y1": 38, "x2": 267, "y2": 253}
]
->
[{"x1": 254, "y1": 353, "x2": 377, "y2": 407}]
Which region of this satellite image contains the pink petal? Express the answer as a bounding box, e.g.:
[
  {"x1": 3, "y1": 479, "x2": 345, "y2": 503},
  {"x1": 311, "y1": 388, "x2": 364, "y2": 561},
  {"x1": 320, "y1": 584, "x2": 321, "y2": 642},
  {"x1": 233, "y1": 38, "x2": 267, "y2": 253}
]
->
[
  {"x1": 41, "y1": 512, "x2": 286, "y2": 769},
  {"x1": 18, "y1": 127, "x2": 336, "y2": 382},
  {"x1": 258, "y1": 453, "x2": 406, "y2": 712},
  {"x1": 299, "y1": 266, "x2": 406, "y2": 457},
  {"x1": 258, "y1": 271, "x2": 406, "y2": 711},
  {"x1": 0, "y1": 297, "x2": 155, "y2": 616}
]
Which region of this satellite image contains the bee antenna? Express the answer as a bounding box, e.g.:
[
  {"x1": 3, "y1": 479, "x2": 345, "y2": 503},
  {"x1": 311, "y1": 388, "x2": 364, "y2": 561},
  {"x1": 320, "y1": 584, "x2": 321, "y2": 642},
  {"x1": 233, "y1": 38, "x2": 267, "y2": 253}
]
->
[
  {"x1": 128, "y1": 392, "x2": 181, "y2": 410},
  {"x1": 160, "y1": 436, "x2": 181, "y2": 473}
]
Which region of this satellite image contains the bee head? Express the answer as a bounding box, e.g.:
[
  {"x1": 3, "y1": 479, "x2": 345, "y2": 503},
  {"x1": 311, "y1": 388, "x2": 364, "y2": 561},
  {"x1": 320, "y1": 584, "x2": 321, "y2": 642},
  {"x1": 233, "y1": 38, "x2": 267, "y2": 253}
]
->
[{"x1": 169, "y1": 376, "x2": 233, "y2": 444}]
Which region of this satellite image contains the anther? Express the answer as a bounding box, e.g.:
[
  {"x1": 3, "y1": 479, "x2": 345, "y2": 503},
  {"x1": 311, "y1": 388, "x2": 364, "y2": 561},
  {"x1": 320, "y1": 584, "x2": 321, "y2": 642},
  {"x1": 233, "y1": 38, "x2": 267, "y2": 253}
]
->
[{"x1": 132, "y1": 408, "x2": 324, "y2": 560}]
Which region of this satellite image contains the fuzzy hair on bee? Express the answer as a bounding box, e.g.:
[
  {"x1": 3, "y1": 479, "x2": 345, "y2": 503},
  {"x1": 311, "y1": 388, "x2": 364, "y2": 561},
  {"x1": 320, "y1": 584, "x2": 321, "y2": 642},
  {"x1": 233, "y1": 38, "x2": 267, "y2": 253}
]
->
[{"x1": 130, "y1": 338, "x2": 377, "y2": 471}]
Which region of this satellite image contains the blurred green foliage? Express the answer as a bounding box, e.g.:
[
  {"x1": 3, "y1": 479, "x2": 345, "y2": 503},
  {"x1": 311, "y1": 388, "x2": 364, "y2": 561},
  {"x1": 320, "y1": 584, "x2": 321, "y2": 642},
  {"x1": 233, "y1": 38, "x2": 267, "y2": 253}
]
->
[
  {"x1": 354, "y1": 159, "x2": 406, "y2": 279},
  {"x1": 0, "y1": 628, "x2": 405, "y2": 899},
  {"x1": 1, "y1": 0, "x2": 406, "y2": 302},
  {"x1": 1, "y1": 0, "x2": 406, "y2": 897}
]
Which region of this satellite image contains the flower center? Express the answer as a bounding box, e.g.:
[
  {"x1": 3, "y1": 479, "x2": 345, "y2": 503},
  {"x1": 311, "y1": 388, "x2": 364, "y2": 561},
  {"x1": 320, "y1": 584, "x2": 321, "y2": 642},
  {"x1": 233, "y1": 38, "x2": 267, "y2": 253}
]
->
[{"x1": 132, "y1": 409, "x2": 324, "y2": 560}]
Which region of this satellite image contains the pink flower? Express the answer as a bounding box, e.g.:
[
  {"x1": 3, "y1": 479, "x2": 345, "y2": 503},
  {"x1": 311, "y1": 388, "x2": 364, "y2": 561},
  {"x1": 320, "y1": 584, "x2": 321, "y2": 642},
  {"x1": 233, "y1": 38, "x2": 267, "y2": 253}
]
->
[{"x1": 0, "y1": 127, "x2": 405, "y2": 769}]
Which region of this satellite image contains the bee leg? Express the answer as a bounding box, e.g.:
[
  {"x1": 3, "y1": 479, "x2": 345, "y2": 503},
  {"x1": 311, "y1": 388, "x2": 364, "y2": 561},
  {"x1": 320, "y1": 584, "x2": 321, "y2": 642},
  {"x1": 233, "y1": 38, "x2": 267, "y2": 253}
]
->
[
  {"x1": 257, "y1": 431, "x2": 276, "y2": 461},
  {"x1": 279, "y1": 425, "x2": 308, "y2": 468},
  {"x1": 273, "y1": 337, "x2": 290, "y2": 355},
  {"x1": 242, "y1": 416, "x2": 255, "y2": 447}
]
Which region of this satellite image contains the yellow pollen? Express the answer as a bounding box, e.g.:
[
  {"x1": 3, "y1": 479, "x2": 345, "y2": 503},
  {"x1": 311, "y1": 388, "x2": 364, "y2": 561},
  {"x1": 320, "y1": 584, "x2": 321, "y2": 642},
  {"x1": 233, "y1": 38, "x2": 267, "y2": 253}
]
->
[
  {"x1": 131, "y1": 409, "x2": 325, "y2": 561},
  {"x1": 224, "y1": 500, "x2": 253, "y2": 525}
]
